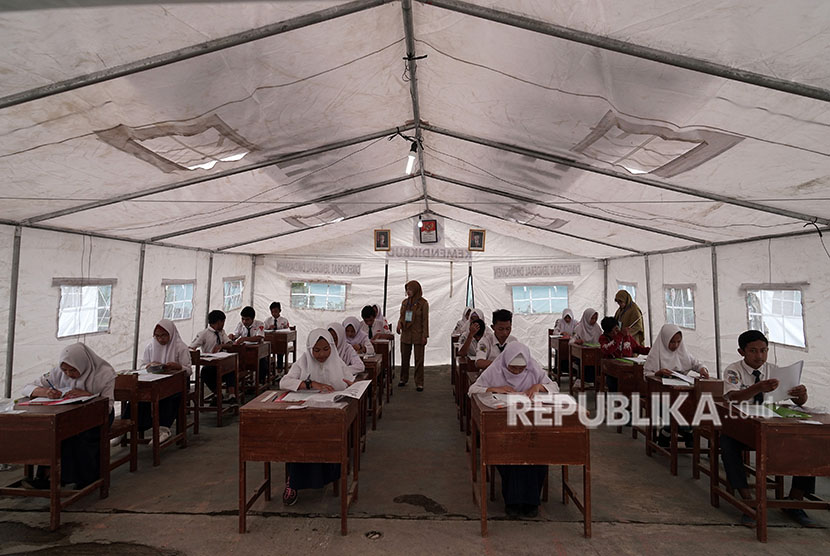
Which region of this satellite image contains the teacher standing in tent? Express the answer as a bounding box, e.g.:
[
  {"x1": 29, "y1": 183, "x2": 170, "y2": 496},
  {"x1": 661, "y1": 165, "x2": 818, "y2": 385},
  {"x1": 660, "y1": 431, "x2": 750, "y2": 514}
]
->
[
  {"x1": 396, "y1": 279, "x2": 429, "y2": 392},
  {"x1": 614, "y1": 289, "x2": 645, "y2": 345}
]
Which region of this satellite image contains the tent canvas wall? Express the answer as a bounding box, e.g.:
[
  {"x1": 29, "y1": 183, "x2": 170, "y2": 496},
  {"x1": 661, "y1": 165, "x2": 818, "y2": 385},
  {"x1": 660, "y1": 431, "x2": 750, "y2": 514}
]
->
[{"x1": 1, "y1": 1, "x2": 829, "y2": 404}]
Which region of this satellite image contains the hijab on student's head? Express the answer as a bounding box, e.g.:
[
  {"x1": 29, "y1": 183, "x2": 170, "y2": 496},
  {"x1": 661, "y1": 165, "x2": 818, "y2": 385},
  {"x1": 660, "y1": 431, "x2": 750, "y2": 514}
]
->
[
  {"x1": 475, "y1": 342, "x2": 547, "y2": 393},
  {"x1": 373, "y1": 304, "x2": 385, "y2": 322},
  {"x1": 649, "y1": 323, "x2": 696, "y2": 372},
  {"x1": 562, "y1": 308, "x2": 575, "y2": 322},
  {"x1": 342, "y1": 316, "x2": 370, "y2": 345},
  {"x1": 56, "y1": 343, "x2": 116, "y2": 407},
  {"x1": 147, "y1": 318, "x2": 187, "y2": 363},
  {"x1": 327, "y1": 321, "x2": 353, "y2": 360},
  {"x1": 300, "y1": 328, "x2": 351, "y2": 391},
  {"x1": 306, "y1": 328, "x2": 334, "y2": 358},
  {"x1": 580, "y1": 308, "x2": 599, "y2": 331}
]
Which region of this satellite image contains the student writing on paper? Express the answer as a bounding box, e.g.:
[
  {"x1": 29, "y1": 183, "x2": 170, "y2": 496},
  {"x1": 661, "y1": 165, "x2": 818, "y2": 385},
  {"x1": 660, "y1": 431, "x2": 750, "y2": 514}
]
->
[
  {"x1": 643, "y1": 324, "x2": 709, "y2": 378},
  {"x1": 278, "y1": 329, "x2": 354, "y2": 506},
  {"x1": 475, "y1": 309, "x2": 517, "y2": 370},
  {"x1": 190, "y1": 310, "x2": 234, "y2": 402},
  {"x1": 126, "y1": 319, "x2": 192, "y2": 445},
  {"x1": 343, "y1": 316, "x2": 374, "y2": 355},
  {"x1": 599, "y1": 317, "x2": 650, "y2": 392},
  {"x1": 360, "y1": 304, "x2": 393, "y2": 341},
  {"x1": 327, "y1": 321, "x2": 364, "y2": 374},
  {"x1": 569, "y1": 308, "x2": 601, "y2": 345},
  {"x1": 20, "y1": 343, "x2": 115, "y2": 490},
  {"x1": 229, "y1": 306, "x2": 265, "y2": 344},
  {"x1": 613, "y1": 290, "x2": 645, "y2": 345},
  {"x1": 719, "y1": 330, "x2": 815, "y2": 528},
  {"x1": 468, "y1": 342, "x2": 558, "y2": 518},
  {"x1": 552, "y1": 308, "x2": 578, "y2": 338}
]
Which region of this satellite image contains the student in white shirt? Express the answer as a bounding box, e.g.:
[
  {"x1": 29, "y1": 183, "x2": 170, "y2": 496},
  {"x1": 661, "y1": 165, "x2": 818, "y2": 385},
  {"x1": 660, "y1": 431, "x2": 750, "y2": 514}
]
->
[
  {"x1": 343, "y1": 316, "x2": 374, "y2": 355},
  {"x1": 327, "y1": 321, "x2": 364, "y2": 374},
  {"x1": 264, "y1": 301, "x2": 290, "y2": 330},
  {"x1": 452, "y1": 306, "x2": 474, "y2": 336},
  {"x1": 569, "y1": 308, "x2": 601, "y2": 345},
  {"x1": 360, "y1": 305, "x2": 392, "y2": 340},
  {"x1": 467, "y1": 342, "x2": 557, "y2": 517},
  {"x1": 552, "y1": 308, "x2": 577, "y2": 338},
  {"x1": 189, "y1": 310, "x2": 234, "y2": 400},
  {"x1": 229, "y1": 306, "x2": 265, "y2": 343},
  {"x1": 279, "y1": 329, "x2": 355, "y2": 506},
  {"x1": 457, "y1": 317, "x2": 487, "y2": 358},
  {"x1": 720, "y1": 330, "x2": 814, "y2": 528},
  {"x1": 21, "y1": 343, "x2": 115, "y2": 490},
  {"x1": 643, "y1": 323, "x2": 709, "y2": 378},
  {"x1": 130, "y1": 319, "x2": 193, "y2": 443},
  {"x1": 475, "y1": 309, "x2": 518, "y2": 369}
]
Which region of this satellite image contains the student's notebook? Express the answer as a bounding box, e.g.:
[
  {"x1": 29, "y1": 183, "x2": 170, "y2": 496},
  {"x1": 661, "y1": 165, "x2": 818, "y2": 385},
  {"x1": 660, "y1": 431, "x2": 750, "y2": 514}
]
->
[
  {"x1": 767, "y1": 361, "x2": 803, "y2": 403},
  {"x1": 19, "y1": 393, "x2": 99, "y2": 406}
]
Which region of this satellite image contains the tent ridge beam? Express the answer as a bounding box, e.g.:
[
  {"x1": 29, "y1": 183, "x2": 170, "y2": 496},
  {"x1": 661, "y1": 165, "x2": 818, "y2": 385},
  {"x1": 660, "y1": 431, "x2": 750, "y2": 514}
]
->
[
  {"x1": 425, "y1": 171, "x2": 708, "y2": 245},
  {"x1": 401, "y1": 0, "x2": 429, "y2": 211},
  {"x1": 24, "y1": 124, "x2": 415, "y2": 225},
  {"x1": 150, "y1": 175, "x2": 415, "y2": 241},
  {"x1": 421, "y1": 124, "x2": 830, "y2": 227},
  {"x1": 418, "y1": 0, "x2": 830, "y2": 104},
  {"x1": 217, "y1": 198, "x2": 420, "y2": 252},
  {"x1": 0, "y1": 0, "x2": 394, "y2": 111},
  {"x1": 427, "y1": 196, "x2": 640, "y2": 254}
]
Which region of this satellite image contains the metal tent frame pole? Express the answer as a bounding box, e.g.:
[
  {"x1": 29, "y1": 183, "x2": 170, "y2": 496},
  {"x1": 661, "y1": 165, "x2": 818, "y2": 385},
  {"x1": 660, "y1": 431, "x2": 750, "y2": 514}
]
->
[
  {"x1": 711, "y1": 246, "x2": 722, "y2": 378},
  {"x1": 206, "y1": 253, "x2": 214, "y2": 327},
  {"x1": 131, "y1": 243, "x2": 147, "y2": 370},
  {"x1": 4, "y1": 227, "x2": 22, "y2": 398},
  {"x1": 644, "y1": 254, "x2": 654, "y2": 344}
]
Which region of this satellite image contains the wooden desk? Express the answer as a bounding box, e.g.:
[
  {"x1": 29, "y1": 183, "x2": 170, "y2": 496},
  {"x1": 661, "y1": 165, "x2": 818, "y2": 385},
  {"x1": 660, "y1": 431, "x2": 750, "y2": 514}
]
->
[
  {"x1": 0, "y1": 397, "x2": 110, "y2": 530},
  {"x1": 645, "y1": 375, "x2": 696, "y2": 476},
  {"x1": 451, "y1": 334, "x2": 460, "y2": 388},
  {"x1": 710, "y1": 402, "x2": 830, "y2": 542},
  {"x1": 470, "y1": 395, "x2": 590, "y2": 537},
  {"x1": 197, "y1": 352, "x2": 239, "y2": 427},
  {"x1": 599, "y1": 359, "x2": 644, "y2": 434},
  {"x1": 569, "y1": 344, "x2": 600, "y2": 395},
  {"x1": 371, "y1": 339, "x2": 393, "y2": 403},
  {"x1": 361, "y1": 354, "x2": 383, "y2": 431},
  {"x1": 239, "y1": 391, "x2": 360, "y2": 535},
  {"x1": 464, "y1": 368, "x2": 480, "y2": 438},
  {"x1": 227, "y1": 342, "x2": 271, "y2": 397},
  {"x1": 121, "y1": 370, "x2": 188, "y2": 467},
  {"x1": 548, "y1": 333, "x2": 569, "y2": 383},
  {"x1": 264, "y1": 329, "x2": 297, "y2": 370}
]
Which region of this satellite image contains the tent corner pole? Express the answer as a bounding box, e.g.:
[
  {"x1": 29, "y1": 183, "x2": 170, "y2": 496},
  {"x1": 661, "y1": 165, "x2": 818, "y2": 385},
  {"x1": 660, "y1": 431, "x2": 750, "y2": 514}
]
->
[
  {"x1": 205, "y1": 253, "x2": 214, "y2": 327},
  {"x1": 131, "y1": 243, "x2": 147, "y2": 370},
  {"x1": 4, "y1": 226, "x2": 22, "y2": 398},
  {"x1": 711, "y1": 246, "x2": 722, "y2": 378},
  {"x1": 644, "y1": 254, "x2": 654, "y2": 344}
]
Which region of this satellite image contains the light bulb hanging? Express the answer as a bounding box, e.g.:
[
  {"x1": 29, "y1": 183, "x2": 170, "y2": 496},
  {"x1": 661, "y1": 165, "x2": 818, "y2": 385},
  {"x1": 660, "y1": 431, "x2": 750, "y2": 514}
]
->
[{"x1": 405, "y1": 142, "x2": 418, "y2": 175}]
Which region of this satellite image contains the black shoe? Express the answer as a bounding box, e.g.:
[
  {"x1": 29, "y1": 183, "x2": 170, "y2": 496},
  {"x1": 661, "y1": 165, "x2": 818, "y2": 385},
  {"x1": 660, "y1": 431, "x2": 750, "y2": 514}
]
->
[
  {"x1": 416, "y1": 387, "x2": 423, "y2": 392},
  {"x1": 505, "y1": 504, "x2": 520, "y2": 518},
  {"x1": 657, "y1": 430, "x2": 671, "y2": 448},
  {"x1": 521, "y1": 504, "x2": 539, "y2": 518},
  {"x1": 21, "y1": 477, "x2": 50, "y2": 490},
  {"x1": 398, "y1": 382, "x2": 407, "y2": 387}
]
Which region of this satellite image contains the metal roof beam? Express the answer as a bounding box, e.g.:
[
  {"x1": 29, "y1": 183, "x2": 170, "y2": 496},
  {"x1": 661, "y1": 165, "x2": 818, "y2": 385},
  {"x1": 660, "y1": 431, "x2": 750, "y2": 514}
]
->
[{"x1": 401, "y1": 0, "x2": 429, "y2": 211}]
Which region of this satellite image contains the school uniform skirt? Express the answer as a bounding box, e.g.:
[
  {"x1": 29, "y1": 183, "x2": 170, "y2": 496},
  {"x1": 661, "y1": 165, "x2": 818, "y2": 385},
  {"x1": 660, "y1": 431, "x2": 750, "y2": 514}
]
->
[
  {"x1": 497, "y1": 465, "x2": 547, "y2": 506},
  {"x1": 286, "y1": 462, "x2": 341, "y2": 490}
]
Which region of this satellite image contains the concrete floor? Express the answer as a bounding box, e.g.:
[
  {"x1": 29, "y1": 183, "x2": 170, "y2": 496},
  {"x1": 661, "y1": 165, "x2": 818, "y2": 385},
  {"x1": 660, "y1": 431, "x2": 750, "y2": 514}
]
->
[{"x1": 1, "y1": 366, "x2": 829, "y2": 555}]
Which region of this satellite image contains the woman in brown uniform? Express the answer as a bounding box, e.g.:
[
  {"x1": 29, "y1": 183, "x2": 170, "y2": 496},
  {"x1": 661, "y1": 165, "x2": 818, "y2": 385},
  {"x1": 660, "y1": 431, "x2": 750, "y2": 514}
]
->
[{"x1": 396, "y1": 280, "x2": 429, "y2": 391}]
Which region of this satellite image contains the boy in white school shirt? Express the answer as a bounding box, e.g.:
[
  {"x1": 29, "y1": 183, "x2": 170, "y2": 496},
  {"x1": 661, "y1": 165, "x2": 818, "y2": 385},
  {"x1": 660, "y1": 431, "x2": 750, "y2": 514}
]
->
[
  {"x1": 229, "y1": 306, "x2": 265, "y2": 344},
  {"x1": 265, "y1": 301, "x2": 290, "y2": 331},
  {"x1": 475, "y1": 309, "x2": 518, "y2": 369},
  {"x1": 190, "y1": 310, "x2": 234, "y2": 400}
]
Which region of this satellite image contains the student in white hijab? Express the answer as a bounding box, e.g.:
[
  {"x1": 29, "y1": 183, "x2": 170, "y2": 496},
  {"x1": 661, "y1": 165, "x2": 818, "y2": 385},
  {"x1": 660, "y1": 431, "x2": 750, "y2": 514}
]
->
[
  {"x1": 570, "y1": 308, "x2": 601, "y2": 345},
  {"x1": 327, "y1": 321, "x2": 364, "y2": 375},
  {"x1": 280, "y1": 329, "x2": 355, "y2": 392},
  {"x1": 452, "y1": 306, "x2": 474, "y2": 336},
  {"x1": 21, "y1": 343, "x2": 116, "y2": 489},
  {"x1": 131, "y1": 319, "x2": 193, "y2": 443},
  {"x1": 279, "y1": 329, "x2": 355, "y2": 506},
  {"x1": 467, "y1": 341, "x2": 556, "y2": 518},
  {"x1": 553, "y1": 308, "x2": 578, "y2": 337},
  {"x1": 343, "y1": 316, "x2": 374, "y2": 355},
  {"x1": 644, "y1": 324, "x2": 709, "y2": 377}
]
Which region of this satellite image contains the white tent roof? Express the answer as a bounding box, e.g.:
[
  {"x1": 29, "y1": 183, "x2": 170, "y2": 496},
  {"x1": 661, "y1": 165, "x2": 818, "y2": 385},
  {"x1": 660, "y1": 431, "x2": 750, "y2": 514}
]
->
[{"x1": 1, "y1": 0, "x2": 829, "y2": 258}]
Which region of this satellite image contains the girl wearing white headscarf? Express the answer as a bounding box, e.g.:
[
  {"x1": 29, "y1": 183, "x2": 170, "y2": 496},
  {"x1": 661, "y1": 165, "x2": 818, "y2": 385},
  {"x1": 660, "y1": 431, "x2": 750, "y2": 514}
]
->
[
  {"x1": 343, "y1": 316, "x2": 374, "y2": 355},
  {"x1": 553, "y1": 308, "x2": 578, "y2": 337},
  {"x1": 467, "y1": 342, "x2": 556, "y2": 517},
  {"x1": 21, "y1": 343, "x2": 116, "y2": 489},
  {"x1": 453, "y1": 306, "x2": 474, "y2": 335},
  {"x1": 130, "y1": 319, "x2": 193, "y2": 442},
  {"x1": 570, "y1": 308, "x2": 601, "y2": 345},
  {"x1": 644, "y1": 324, "x2": 709, "y2": 377},
  {"x1": 279, "y1": 330, "x2": 355, "y2": 505},
  {"x1": 327, "y1": 321, "x2": 364, "y2": 375}
]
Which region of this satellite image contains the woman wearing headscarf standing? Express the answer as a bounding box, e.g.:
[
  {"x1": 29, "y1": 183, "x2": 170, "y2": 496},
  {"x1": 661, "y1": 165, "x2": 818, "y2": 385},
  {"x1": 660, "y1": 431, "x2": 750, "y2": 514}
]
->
[
  {"x1": 613, "y1": 290, "x2": 645, "y2": 346},
  {"x1": 21, "y1": 343, "x2": 116, "y2": 489},
  {"x1": 396, "y1": 280, "x2": 429, "y2": 391}
]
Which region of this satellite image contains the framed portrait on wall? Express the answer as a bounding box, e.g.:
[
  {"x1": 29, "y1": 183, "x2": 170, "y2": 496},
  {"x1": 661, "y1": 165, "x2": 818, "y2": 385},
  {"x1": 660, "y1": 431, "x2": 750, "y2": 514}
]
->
[
  {"x1": 468, "y1": 229, "x2": 485, "y2": 251},
  {"x1": 374, "y1": 229, "x2": 390, "y2": 251},
  {"x1": 419, "y1": 219, "x2": 438, "y2": 243}
]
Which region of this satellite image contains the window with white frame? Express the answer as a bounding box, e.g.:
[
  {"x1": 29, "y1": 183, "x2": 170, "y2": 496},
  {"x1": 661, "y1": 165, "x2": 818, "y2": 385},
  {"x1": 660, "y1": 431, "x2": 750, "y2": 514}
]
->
[
  {"x1": 163, "y1": 282, "x2": 194, "y2": 321},
  {"x1": 511, "y1": 285, "x2": 568, "y2": 315},
  {"x1": 746, "y1": 289, "x2": 805, "y2": 348},
  {"x1": 56, "y1": 283, "x2": 113, "y2": 338},
  {"x1": 223, "y1": 278, "x2": 244, "y2": 312},
  {"x1": 664, "y1": 286, "x2": 695, "y2": 329},
  {"x1": 617, "y1": 282, "x2": 636, "y2": 301},
  {"x1": 290, "y1": 281, "x2": 347, "y2": 310}
]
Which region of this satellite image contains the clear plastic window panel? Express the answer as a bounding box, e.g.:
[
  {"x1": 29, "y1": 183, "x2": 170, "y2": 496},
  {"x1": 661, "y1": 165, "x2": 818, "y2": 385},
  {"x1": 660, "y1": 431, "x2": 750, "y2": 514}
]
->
[
  {"x1": 511, "y1": 285, "x2": 568, "y2": 315},
  {"x1": 58, "y1": 285, "x2": 112, "y2": 337},
  {"x1": 746, "y1": 290, "x2": 805, "y2": 348},
  {"x1": 664, "y1": 287, "x2": 695, "y2": 329},
  {"x1": 290, "y1": 282, "x2": 346, "y2": 311},
  {"x1": 223, "y1": 279, "x2": 244, "y2": 312},
  {"x1": 163, "y1": 283, "x2": 194, "y2": 321}
]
